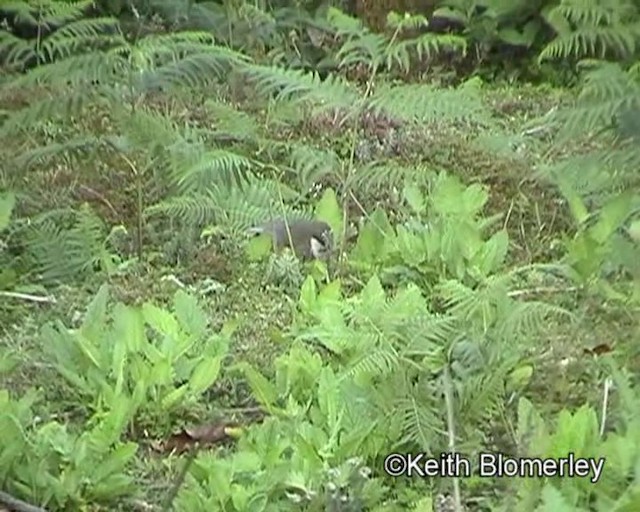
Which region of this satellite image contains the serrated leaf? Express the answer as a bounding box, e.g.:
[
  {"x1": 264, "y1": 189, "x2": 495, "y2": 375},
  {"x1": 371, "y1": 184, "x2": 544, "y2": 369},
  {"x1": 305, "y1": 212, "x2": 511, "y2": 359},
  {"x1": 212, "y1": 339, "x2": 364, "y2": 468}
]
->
[
  {"x1": 315, "y1": 187, "x2": 343, "y2": 238},
  {"x1": 161, "y1": 384, "x2": 189, "y2": 409},
  {"x1": 188, "y1": 356, "x2": 222, "y2": 395},
  {"x1": 142, "y1": 303, "x2": 180, "y2": 338},
  {"x1": 403, "y1": 182, "x2": 425, "y2": 215},
  {"x1": 173, "y1": 290, "x2": 207, "y2": 337},
  {"x1": 236, "y1": 362, "x2": 278, "y2": 412}
]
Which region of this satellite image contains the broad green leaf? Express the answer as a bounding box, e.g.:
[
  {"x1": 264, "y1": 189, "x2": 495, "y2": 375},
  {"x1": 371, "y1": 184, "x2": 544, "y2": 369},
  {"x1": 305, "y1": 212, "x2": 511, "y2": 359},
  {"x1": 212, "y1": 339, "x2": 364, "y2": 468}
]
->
[
  {"x1": 111, "y1": 304, "x2": 144, "y2": 396},
  {"x1": 80, "y1": 285, "x2": 110, "y2": 341},
  {"x1": 91, "y1": 442, "x2": 138, "y2": 482},
  {"x1": 237, "y1": 362, "x2": 278, "y2": 412},
  {"x1": 517, "y1": 397, "x2": 548, "y2": 457},
  {"x1": 395, "y1": 225, "x2": 428, "y2": 267},
  {"x1": 507, "y1": 364, "x2": 533, "y2": 394},
  {"x1": 188, "y1": 356, "x2": 222, "y2": 395},
  {"x1": 351, "y1": 209, "x2": 393, "y2": 264},
  {"x1": 628, "y1": 220, "x2": 640, "y2": 242},
  {"x1": 0, "y1": 191, "x2": 15, "y2": 230},
  {"x1": 318, "y1": 278, "x2": 342, "y2": 304},
  {"x1": 246, "y1": 233, "x2": 272, "y2": 261},
  {"x1": 558, "y1": 180, "x2": 588, "y2": 224},
  {"x1": 551, "y1": 405, "x2": 599, "y2": 458},
  {"x1": 231, "y1": 486, "x2": 251, "y2": 510},
  {"x1": 403, "y1": 182, "x2": 426, "y2": 215},
  {"x1": 315, "y1": 187, "x2": 343, "y2": 239},
  {"x1": 590, "y1": 191, "x2": 633, "y2": 244},
  {"x1": 298, "y1": 275, "x2": 317, "y2": 315},
  {"x1": 148, "y1": 357, "x2": 173, "y2": 386},
  {"x1": 498, "y1": 27, "x2": 534, "y2": 47},
  {"x1": 317, "y1": 367, "x2": 340, "y2": 427},
  {"x1": 473, "y1": 229, "x2": 509, "y2": 275},
  {"x1": 74, "y1": 333, "x2": 103, "y2": 370},
  {"x1": 142, "y1": 303, "x2": 180, "y2": 338},
  {"x1": 161, "y1": 384, "x2": 189, "y2": 409},
  {"x1": 432, "y1": 7, "x2": 466, "y2": 24},
  {"x1": 410, "y1": 496, "x2": 434, "y2": 512},
  {"x1": 173, "y1": 290, "x2": 207, "y2": 338},
  {"x1": 358, "y1": 274, "x2": 386, "y2": 318}
]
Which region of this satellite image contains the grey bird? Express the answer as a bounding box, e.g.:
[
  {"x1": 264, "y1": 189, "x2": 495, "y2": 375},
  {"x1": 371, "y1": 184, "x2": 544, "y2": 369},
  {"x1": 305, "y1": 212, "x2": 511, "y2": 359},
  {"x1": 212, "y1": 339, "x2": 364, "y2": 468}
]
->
[{"x1": 247, "y1": 219, "x2": 334, "y2": 260}]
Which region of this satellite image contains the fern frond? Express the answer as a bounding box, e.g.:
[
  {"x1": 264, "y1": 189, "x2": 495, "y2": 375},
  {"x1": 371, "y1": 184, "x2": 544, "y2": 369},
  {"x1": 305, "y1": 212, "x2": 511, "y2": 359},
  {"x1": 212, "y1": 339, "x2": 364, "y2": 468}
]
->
[
  {"x1": 346, "y1": 343, "x2": 400, "y2": 380},
  {"x1": 33, "y1": 0, "x2": 93, "y2": 25},
  {"x1": 366, "y1": 79, "x2": 491, "y2": 125},
  {"x1": 14, "y1": 136, "x2": 101, "y2": 170},
  {"x1": 557, "y1": 61, "x2": 640, "y2": 138},
  {"x1": 41, "y1": 17, "x2": 123, "y2": 61},
  {"x1": 204, "y1": 101, "x2": 261, "y2": 141},
  {"x1": 396, "y1": 394, "x2": 441, "y2": 452},
  {"x1": 535, "y1": 152, "x2": 622, "y2": 199},
  {"x1": 4, "y1": 52, "x2": 116, "y2": 89},
  {"x1": 145, "y1": 193, "x2": 217, "y2": 227},
  {"x1": 116, "y1": 107, "x2": 183, "y2": 150},
  {"x1": 170, "y1": 149, "x2": 254, "y2": 193},
  {"x1": 540, "y1": 0, "x2": 640, "y2": 61},
  {"x1": 404, "y1": 314, "x2": 459, "y2": 356},
  {"x1": 348, "y1": 162, "x2": 435, "y2": 192},
  {"x1": 0, "y1": 29, "x2": 36, "y2": 67},
  {"x1": 146, "y1": 177, "x2": 306, "y2": 235},
  {"x1": 1, "y1": 88, "x2": 103, "y2": 136},
  {"x1": 335, "y1": 33, "x2": 388, "y2": 69},
  {"x1": 436, "y1": 275, "x2": 514, "y2": 331},
  {"x1": 25, "y1": 205, "x2": 116, "y2": 283},
  {"x1": 326, "y1": 6, "x2": 366, "y2": 36},
  {"x1": 457, "y1": 369, "x2": 506, "y2": 422},
  {"x1": 151, "y1": 50, "x2": 241, "y2": 89},
  {"x1": 241, "y1": 64, "x2": 360, "y2": 109},
  {"x1": 1, "y1": 0, "x2": 92, "y2": 26},
  {"x1": 385, "y1": 34, "x2": 467, "y2": 74},
  {"x1": 498, "y1": 301, "x2": 574, "y2": 340},
  {"x1": 287, "y1": 144, "x2": 341, "y2": 189}
]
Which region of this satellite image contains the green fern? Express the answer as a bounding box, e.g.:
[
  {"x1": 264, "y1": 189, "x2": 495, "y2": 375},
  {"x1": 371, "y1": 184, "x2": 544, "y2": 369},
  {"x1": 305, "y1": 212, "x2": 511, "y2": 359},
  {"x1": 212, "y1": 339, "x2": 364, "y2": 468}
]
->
[
  {"x1": 539, "y1": 0, "x2": 640, "y2": 62},
  {"x1": 538, "y1": 61, "x2": 640, "y2": 206},
  {"x1": 24, "y1": 204, "x2": 119, "y2": 283},
  {"x1": 0, "y1": 0, "x2": 96, "y2": 69},
  {"x1": 328, "y1": 7, "x2": 467, "y2": 75}
]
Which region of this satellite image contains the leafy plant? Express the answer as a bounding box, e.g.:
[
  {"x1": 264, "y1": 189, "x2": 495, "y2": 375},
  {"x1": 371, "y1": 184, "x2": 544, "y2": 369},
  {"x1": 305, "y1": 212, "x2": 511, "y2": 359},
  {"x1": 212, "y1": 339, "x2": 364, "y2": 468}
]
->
[
  {"x1": 534, "y1": 61, "x2": 640, "y2": 299},
  {"x1": 40, "y1": 285, "x2": 233, "y2": 429},
  {"x1": 0, "y1": 389, "x2": 137, "y2": 509},
  {"x1": 433, "y1": 0, "x2": 549, "y2": 54},
  {"x1": 539, "y1": 0, "x2": 640, "y2": 63}
]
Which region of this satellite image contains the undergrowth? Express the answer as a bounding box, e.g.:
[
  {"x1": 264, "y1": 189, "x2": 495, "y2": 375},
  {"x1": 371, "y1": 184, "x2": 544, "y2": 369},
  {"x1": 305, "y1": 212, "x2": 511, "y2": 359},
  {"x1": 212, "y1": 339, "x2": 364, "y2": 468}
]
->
[{"x1": 1, "y1": 1, "x2": 639, "y2": 511}]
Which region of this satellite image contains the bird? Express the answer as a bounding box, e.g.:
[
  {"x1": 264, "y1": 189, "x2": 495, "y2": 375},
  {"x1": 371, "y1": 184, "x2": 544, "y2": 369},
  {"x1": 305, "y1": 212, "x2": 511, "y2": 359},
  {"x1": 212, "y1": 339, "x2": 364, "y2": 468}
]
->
[{"x1": 247, "y1": 218, "x2": 334, "y2": 260}]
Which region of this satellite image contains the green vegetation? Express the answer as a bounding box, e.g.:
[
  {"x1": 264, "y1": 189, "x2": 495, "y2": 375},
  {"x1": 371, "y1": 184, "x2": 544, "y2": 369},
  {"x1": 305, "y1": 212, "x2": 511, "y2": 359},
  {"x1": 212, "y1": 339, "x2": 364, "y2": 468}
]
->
[{"x1": 1, "y1": 0, "x2": 639, "y2": 511}]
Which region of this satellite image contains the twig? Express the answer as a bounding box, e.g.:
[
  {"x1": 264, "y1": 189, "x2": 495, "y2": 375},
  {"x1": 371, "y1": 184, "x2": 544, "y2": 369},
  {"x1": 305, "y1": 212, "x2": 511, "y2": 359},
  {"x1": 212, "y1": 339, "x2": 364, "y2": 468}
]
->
[
  {"x1": 599, "y1": 377, "x2": 613, "y2": 437},
  {"x1": 162, "y1": 447, "x2": 199, "y2": 512},
  {"x1": 0, "y1": 491, "x2": 47, "y2": 512},
  {"x1": 442, "y1": 365, "x2": 463, "y2": 512},
  {"x1": 0, "y1": 291, "x2": 57, "y2": 304},
  {"x1": 160, "y1": 275, "x2": 186, "y2": 288},
  {"x1": 77, "y1": 184, "x2": 119, "y2": 219},
  {"x1": 507, "y1": 286, "x2": 578, "y2": 298}
]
